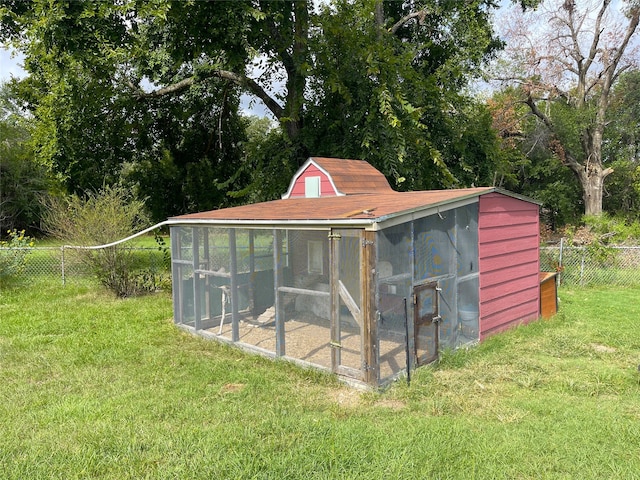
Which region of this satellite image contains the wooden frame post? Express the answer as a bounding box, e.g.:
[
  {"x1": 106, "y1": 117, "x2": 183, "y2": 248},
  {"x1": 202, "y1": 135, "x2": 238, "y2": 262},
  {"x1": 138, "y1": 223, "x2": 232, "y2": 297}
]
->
[
  {"x1": 229, "y1": 228, "x2": 240, "y2": 342},
  {"x1": 193, "y1": 227, "x2": 201, "y2": 331},
  {"x1": 203, "y1": 228, "x2": 211, "y2": 322},
  {"x1": 249, "y1": 230, "x2": 256, "y2": 316},
  {"x1": 329, "y1": 231, "x2": 340, "y2": 373},
  {"x1": 273, "y1": 229, "x2": 285, "y2": 356},
  {"x1": 362, "y1": 230, "x2": 378, "y2": 386},
  {"x1": 170, "y1": 227, "x2": 181, "y2": 325}
]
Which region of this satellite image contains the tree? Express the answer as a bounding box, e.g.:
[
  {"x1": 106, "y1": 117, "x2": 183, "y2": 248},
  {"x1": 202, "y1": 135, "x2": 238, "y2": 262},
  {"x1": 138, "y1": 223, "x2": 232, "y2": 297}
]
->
[
  {"x1": 494, "y1": 0, "x2": 640, "y2": 216},
  {"x1": 306, "y1": 0, "x2": 509, "y2": 190},
  {"x1": 487, "y1": 86, "x2": 583, "y2": 228},
  {"x1": 602, "y1": 70, "x2": 640, "y2": 219},
  {"x1": 0, "y1": 81, "x2": 53, "y2": 234},
  {"x1": 2, "y1": 0, "x2": 521, "y2": 214}
]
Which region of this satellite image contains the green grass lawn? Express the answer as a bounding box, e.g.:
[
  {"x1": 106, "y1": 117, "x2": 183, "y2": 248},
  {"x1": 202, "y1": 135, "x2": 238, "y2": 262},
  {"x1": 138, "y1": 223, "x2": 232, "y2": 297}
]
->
[{"x1": 1, "y1": 278, "x2": 639, "y2": 479}]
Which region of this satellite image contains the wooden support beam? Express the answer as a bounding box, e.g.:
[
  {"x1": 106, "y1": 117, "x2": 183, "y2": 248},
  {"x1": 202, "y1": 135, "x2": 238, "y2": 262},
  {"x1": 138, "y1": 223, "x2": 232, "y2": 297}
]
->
[
  {"x1": 170, "y1": 226, "x2": 181, "y2": 325},
  {"x1": 193, "y1": 227, "x2": 201, "y2": 331},
  {"x1": 203, "y1": 229, "x2": 212, "y2": 323},
  {"x1": 362, "y1": 230, "x2": 378, "y2": 385},
  {"x1": 249, "y1": 230, "x2": 256, "y2": 316},
  {"x1": 274, "y1": 230, "x2": 285, "y2": 356},
  {"x1": 330, "y1": 231, "x2": 340, "y2": 372},
  {"x1": 338, "y1": 280, "x2": 361, "y2": 325},
  {"x1": 229, "y1": 229, "x2": 239, "y2": 342},
  {"x1": 278, "y1": 286, "x2": 330, "y2": 297}
]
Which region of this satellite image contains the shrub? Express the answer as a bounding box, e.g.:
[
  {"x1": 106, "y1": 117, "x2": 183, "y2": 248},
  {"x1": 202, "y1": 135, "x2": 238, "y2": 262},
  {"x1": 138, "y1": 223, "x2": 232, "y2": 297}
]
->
[
  {"x1": 0, "y1": 229, "x2": 35, "y2": 283},
  {"x1": 43, "y1": 186, "x2": 159, "y2": 297},
  {"x1": 583, "y1": 214, "x2": 640, "y2": 245}
]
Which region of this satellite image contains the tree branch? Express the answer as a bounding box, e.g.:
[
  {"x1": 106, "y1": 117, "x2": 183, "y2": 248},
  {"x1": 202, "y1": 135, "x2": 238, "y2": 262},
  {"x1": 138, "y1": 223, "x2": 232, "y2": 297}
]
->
[
  {"x1": 524, "y1": 92, "x2": 554, "y2": 130},
  {"x1": 583, "y1": 0, "x2": 610, "y2": 77},
  {"x1": 389, "y1": 8, "x2": 428, "y2": 34},
  {"x1": 128, "y1": 70, "x2": 285, "y2": 119}
]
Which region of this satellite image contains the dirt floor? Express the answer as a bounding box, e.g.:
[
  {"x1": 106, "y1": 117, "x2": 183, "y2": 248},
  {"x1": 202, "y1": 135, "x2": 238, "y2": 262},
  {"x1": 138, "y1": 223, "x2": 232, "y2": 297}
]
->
[{"x1": 206, "y1": 310, "x2": 407, "y2": 381}]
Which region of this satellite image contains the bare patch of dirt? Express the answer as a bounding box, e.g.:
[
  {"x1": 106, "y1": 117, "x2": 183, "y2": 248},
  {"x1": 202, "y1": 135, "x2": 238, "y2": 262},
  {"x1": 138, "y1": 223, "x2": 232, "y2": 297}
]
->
[
  {"x1": 328, "y1": 388, "x2": 363, "y2": 408},
  {"x1": 590, "y1": 343, "x2": 616, "y2": 354},
  {"x1": 221, "y1": 383, "x2": 245, "y2": 393},
  {"x1": 374, "y1": 398, "x2": 406, "y2": 410}
]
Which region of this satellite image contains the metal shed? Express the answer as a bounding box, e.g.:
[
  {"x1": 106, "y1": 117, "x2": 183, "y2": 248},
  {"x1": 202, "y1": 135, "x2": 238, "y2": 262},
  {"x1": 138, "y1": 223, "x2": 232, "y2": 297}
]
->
[{"x1": 168, "y1": 157, "x2": 542, "y2": 387}]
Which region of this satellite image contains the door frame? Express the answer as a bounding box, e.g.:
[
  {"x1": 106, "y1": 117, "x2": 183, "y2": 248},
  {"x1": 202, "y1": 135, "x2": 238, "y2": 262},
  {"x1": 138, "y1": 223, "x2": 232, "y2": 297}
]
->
[
  {"x1": 328, "y1": 228, "x2": 377, "y2": 383},
  {"x1": 413, "y1": 281, "x2": 440, "y2": 366}
]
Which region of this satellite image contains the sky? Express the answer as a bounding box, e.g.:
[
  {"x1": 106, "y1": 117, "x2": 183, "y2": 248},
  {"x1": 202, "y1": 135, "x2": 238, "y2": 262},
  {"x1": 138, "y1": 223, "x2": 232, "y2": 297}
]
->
[{"x1": 0, "y1": 47, "x2": 25, "y2": 82}]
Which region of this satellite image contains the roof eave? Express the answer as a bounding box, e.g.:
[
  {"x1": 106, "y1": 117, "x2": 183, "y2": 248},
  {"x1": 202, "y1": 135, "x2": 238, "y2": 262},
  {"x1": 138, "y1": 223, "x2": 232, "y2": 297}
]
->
[{"x1": 165, "y1": 217, "x2": 377, "y2": 230}]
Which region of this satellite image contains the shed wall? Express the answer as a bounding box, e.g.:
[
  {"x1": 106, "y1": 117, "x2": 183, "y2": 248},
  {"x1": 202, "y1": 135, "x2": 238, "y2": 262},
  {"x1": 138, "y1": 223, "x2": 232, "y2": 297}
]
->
[
  {"x1": 288, "y1": 165, "x2": 337, "y2": 197},
  {"x1": 478, "y1": 193, "x2": 540, "y2": 337}
]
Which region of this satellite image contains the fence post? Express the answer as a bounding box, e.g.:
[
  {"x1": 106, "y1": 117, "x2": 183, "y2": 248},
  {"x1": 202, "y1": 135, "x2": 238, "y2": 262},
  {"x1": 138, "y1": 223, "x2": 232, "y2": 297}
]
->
[
  {"x1": 580, "y1": 249, "x2": 586, "y2": 286},
  {"x1": 61, "y1": 245, "x2": 66, "y2": 286},
  {"x1": 558, "y1": 238, "x2": 564, "y2": 286}
]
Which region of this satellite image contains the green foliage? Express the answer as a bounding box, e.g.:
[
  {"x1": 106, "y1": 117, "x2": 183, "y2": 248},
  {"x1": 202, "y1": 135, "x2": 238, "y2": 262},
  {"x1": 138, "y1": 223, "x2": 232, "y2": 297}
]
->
[
  {"x1": 226, "y1": 121, "x2": 296, "y2": 203},
  {"x1": 306, "y1": 0, "x2": 506, "y2": 190},
  {"x1": 487, "y1": 86, "x2": 584, "y2": 228},
  {"x1": 0, "y1": 229, "x2": 35, "y2": 283},
  {"x1": 2, "y1": 0, "x2": 515, "y2": 217},
  {"x1": 522, "y1": 148, "x2": 583, "y2": 228},
  {"x1": 583, "y1": 214, "x2": 640, "y2": 245},
  {"x1": 603, "y1": 70, "x2": 640, "y2": 219},
  {"x1": 42, "y1": 185, "x2": 161, "y2": 297},
  {"x1": 0, "y1": 82, "x2": 55, "y2": 234}
]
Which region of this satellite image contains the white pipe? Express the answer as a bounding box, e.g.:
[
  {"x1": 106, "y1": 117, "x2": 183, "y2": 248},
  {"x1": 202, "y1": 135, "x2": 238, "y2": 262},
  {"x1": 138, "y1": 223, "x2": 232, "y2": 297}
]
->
[{"x1": 62, "y1": 221, "x2": 172, "y2": 250}]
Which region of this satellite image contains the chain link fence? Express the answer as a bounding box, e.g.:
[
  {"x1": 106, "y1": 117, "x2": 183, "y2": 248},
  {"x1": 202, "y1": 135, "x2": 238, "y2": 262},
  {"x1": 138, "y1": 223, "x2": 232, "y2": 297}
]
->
[
  {"x1": 541, "y1": 243, "x2": 640, "y2": 287},
  {"x1": 2, "y1": 245, "x2": 169, "y2": 285},
  {"x1": 3, "y1": 242, "x2": 640, "y2": 288}
]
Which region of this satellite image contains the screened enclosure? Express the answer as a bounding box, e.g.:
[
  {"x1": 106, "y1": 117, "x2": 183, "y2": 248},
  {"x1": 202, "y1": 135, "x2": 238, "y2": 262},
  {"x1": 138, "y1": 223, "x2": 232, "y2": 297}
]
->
[
  {"x1": 171, "y1": 226, "x2": 371, "y2": 380},
  {"x1": 170, "y1": 203, "x2": 481, "y2": 387}
]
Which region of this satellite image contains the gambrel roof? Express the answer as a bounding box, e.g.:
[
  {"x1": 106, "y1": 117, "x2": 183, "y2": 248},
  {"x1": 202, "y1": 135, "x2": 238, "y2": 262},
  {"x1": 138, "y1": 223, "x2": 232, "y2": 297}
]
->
[
  {"x1": 169, "y1": 158, "x2": 539, "y2": 230},
  {"x1": 282, "y1": 157, "x2": 394, "y2": 198}
]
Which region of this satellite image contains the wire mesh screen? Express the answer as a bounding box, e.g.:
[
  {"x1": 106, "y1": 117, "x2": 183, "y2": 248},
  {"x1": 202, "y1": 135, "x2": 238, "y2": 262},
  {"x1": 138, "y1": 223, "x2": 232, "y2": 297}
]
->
[
  {"x1": 414, "y1": 213, "x2": 455, "y2": 280},
  {"x1": 376, "y1": 223, "x2": 412, "y2": 381},
  {"x1": 376, "y1": 204, "x2": 481, "y2": 382},
  {"x1": 170, "y1": 226, "x2": 344, "y2": 370},
  {"x1": 279, "y1": 229, "x2": 332, "y2": 367},
  {"x1": 456, "y1": 204, "x2": 479, "y2": 276}
]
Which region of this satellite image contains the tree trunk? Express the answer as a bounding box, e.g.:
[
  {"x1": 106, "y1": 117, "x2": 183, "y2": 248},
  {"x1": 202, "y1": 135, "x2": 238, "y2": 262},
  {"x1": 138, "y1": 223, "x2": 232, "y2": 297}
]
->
[
  {"x1": 280, "y1": 0, "x2": 308, "y2": 145},
  {"x1": 575, "y1": 162, "x2": 613, "y2": 216},
  {"x1": 582, "y1": 171, "x2": 605, "y2": 216}
]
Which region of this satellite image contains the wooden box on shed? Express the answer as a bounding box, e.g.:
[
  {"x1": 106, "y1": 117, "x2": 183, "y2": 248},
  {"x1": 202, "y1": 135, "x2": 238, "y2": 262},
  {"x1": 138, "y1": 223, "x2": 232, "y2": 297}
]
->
[{"x1": 539, "y1": 272, "x2": 558, "y2": 318}]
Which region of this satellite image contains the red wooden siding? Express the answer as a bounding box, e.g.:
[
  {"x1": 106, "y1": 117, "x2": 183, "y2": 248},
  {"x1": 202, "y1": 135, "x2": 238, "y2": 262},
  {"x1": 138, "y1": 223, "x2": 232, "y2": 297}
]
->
[
  {"x1": 288, "y1": 164, "x2": 337, "y2": 198},
  {"x1": 478, "y1": 193, "x2": 540, "y2": 338}
]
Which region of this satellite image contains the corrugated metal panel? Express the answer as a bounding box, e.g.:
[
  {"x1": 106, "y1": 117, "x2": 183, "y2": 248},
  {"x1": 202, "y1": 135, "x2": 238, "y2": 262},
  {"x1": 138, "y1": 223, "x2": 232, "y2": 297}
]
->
[{"x1": 478, "y1": 193, "x2": 540, "y2": 338}]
